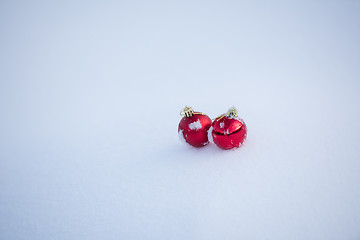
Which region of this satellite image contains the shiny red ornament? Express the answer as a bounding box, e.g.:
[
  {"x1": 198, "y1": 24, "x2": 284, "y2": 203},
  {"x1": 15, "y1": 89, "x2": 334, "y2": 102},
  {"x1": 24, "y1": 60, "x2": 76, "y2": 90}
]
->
[
  {"x1": 211, "y1": 107, "x2": 247, "y2": 150},
  {"x1": 178, "y1": 106, "x2": 212, "y2": 147}
]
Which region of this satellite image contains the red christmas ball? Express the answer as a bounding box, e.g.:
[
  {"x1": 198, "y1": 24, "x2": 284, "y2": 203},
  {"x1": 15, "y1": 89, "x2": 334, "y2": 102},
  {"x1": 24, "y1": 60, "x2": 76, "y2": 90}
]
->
[
  {"x1": 211, "y1": 107, "x2": 247, "y2": 150},
  {"x1": 178, "y1": 106, "x2": 212, "y2": 147}
]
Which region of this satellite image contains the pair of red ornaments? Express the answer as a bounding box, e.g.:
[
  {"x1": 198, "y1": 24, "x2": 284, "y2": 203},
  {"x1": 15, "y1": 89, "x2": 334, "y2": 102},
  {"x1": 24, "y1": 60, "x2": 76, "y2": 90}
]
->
[{"x1": 178, "y1": 106, "x2": 247, "y2": 150}]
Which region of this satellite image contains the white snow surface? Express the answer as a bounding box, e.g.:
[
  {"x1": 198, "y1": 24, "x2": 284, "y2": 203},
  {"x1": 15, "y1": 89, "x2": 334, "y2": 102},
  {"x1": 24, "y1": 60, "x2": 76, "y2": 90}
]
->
[
  {"x1": 1, "y1": 1, "x2": 360, "y2": 240},
  {"x1": 178, "y1": 129, "x2": 186, "y2": 143},
  {"x1": 188, "y1": 119, "x2": 203, "y2": 131}
]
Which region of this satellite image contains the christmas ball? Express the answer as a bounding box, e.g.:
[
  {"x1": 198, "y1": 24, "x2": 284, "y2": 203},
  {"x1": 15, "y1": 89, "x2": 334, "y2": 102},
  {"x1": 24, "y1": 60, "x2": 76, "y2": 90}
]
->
[
  {"x1": 178, "y1": 106, "x2": 212, "y2": 147},
  {"x1": 211, "y1": 107, "x2": 247, "y2": 150}
]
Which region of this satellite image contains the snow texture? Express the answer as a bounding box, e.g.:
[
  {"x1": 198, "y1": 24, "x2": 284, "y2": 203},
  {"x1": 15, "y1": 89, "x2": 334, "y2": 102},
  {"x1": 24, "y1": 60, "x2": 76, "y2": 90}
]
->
[
  {"x1": 178, "y1": 129, "x2": 186, "y2": 143},
  {"x1": 188, "y1": 119, "x2": 202, "y2": 131},
  {"x1": 208, "y1": 126, "x2": 214, "y2": 144},
  {"x1": 1, "y1": 1, "x2": 360, "y2": 240}
]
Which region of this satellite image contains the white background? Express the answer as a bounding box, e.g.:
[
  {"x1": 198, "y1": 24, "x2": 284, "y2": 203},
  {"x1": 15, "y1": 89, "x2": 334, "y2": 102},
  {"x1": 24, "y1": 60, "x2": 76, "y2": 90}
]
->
[{"x1": 1, "y1": 0, "x2": 360, "y2": 239}]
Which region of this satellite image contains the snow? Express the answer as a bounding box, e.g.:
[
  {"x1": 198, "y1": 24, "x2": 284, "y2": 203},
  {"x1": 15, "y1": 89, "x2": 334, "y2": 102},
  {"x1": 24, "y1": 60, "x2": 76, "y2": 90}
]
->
[
  {"x1": 208, "y1": 126, "x2": 214, "y2": 144},
  {"x1": 1, "y1": 1, "x2": 360, "y2": 240},
  {"x1": 178, "y1": 129, "x2": 186, "y2": 143},
  {"x1": 188, "y1": 119, "x2": 203, "y2": 131}
]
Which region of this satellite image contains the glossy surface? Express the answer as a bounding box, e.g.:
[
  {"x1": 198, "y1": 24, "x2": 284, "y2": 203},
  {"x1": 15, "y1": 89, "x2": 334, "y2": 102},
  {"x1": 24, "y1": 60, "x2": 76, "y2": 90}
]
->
[
  {"x1": 212, "y1": 115, "x2": 247, "y2": 150},
  {"x1": 178, "y1": 112, "x2": 212, "y2": 147}
]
